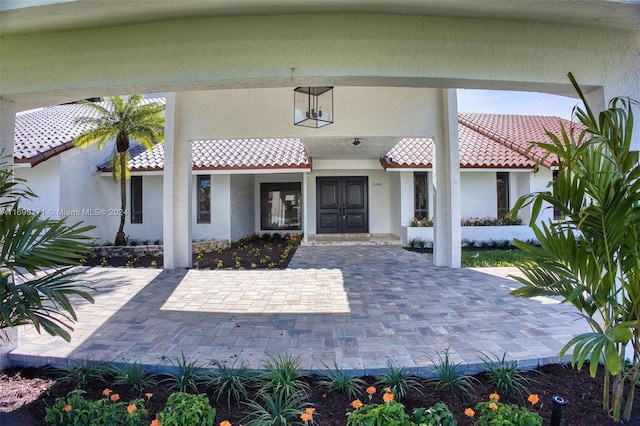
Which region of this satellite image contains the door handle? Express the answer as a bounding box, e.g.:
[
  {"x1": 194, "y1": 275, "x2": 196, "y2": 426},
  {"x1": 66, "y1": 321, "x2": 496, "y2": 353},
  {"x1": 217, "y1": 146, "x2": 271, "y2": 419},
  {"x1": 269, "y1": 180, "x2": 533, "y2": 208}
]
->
[{"x1": 342, "y1": 204, "x2": 346, "y2": 218}]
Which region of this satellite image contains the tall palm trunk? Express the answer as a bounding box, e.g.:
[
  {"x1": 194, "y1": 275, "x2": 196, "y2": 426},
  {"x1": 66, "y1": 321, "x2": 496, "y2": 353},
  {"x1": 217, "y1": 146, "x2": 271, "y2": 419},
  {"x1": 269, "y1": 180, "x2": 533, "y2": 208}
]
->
[{"x1": 115, "y1": 150, "x2": 127, "y2": 246}]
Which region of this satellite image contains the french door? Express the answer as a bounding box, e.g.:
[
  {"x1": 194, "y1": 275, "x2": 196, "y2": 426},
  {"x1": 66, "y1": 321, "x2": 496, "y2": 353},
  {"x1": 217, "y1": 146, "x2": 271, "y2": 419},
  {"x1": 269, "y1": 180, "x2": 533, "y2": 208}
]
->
[{"x1": 316, "y1": 177, "x2": 368, "y2": 234}]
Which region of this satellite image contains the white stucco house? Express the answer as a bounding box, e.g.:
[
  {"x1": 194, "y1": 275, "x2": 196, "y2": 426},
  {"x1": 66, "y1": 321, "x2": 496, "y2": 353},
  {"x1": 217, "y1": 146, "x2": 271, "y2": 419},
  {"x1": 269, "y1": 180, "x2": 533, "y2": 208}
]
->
[
  {"x1": 2, "y1": 1, "x2": 638, "y2": 268},
  {"x1": 12, "y1": 93, "x2": 570, "y2": 247}
]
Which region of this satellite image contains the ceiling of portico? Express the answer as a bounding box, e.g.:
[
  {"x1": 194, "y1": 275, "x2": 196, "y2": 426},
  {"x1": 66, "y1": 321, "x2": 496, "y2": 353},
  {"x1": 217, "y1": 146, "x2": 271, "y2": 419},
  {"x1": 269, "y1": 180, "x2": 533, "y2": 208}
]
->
[
  {"x1": 301, "y1": 136, "x2": 409, "y2": 160},
  {"x1": 1, "y1": 0, "x2": 638, "y2": 35}
]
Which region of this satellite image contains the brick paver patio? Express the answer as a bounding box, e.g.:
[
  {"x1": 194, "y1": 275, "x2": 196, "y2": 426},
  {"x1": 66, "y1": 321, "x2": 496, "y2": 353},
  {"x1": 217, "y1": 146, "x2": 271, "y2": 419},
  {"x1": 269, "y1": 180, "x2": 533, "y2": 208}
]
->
[{"x1": 9, "y1": 246, "x2": 588, "y2": 376}]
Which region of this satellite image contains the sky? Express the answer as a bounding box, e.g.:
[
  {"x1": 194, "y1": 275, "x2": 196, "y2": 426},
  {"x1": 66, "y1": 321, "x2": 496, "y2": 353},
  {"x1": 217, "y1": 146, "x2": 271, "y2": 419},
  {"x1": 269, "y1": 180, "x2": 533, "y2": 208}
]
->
[{"x1": 457, "y1": 89, "x2": 583, "y2": 120}]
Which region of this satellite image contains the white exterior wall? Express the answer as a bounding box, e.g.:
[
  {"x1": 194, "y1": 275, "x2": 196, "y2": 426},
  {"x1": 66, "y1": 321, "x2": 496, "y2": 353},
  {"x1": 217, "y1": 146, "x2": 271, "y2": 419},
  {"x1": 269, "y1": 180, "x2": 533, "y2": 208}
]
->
[
  {"x1": 230, "y1": 174, "x2": 255, "y2": 240},
  {"x1": 14, "y1": 158, "x2": 61, "y2": 216},
  {"x1": 460, "y1": 172, "x2": 498, "y2": 218}
]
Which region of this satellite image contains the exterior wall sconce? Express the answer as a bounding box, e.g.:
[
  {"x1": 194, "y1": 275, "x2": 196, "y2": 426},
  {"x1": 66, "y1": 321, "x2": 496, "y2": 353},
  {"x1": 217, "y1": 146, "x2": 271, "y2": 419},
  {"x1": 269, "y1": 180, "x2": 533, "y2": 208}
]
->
[
  {"x1": 353, "y1": 138, "x2": 361, "y2": 146},
  {"x1": 294, "y1": 87, "x2": 334, "y2": 128}
]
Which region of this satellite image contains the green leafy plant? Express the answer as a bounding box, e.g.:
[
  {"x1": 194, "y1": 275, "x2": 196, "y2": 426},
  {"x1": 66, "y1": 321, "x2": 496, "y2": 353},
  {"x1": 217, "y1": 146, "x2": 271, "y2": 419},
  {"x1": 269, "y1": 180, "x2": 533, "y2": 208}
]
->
[
  {"x1": 468, "y1": 393, "x2": 542, "y2": 426},
  {"x1": 508, "y1": 72, "x2": 640, "y2": 421},
  {"x1": 478, "y1": 352, "x2": 534, "y2": 400},
  {"x1": 0, "y1": 162, "x2": 95, "y2": 343},
  {"x1": 45, "y1": 389, "x2": 149, "y2": 426},
  {"x1": 412, "y1": 402, "x2": 457, "y2": 426},
  {"x1": 243, "y1": 389, "x2": 310, "y2": 426},
  {"x1": 161, "y1": 351, "x2": 206, "y2": 393},
  {"x1": 74, "y1": 95, "x2": 164, "y2": 246},
  {"x1": 155, "y1": 392, "x2": 215, "y2": 426},
  {"x1": 346, "y1": 398, "x2": 412, "y2": 426},
  {"x1": 111, "y1": 359, "x2": 158, "y2": 394},
  {"x1": 408, "y1": 238, "x2": 427, "y2": 249},
  {"x1": 206, "y1": 358, "x2": 254, "y2": 413},
  {"x1": 259, "y1": 353, "x2": 309, "y2": 400},
  {"x1": 375, "y1": 360, "x2": 424, "y2": 402},
  {"x1": 51, "y1": 361, "x2": 110, "y2": 389},
  {"x1": 428, "y1": 348, "x2": 478, "y2": 399},
  {"x1": 317, "y1": 361, "x2": 366, "y2": 400}
]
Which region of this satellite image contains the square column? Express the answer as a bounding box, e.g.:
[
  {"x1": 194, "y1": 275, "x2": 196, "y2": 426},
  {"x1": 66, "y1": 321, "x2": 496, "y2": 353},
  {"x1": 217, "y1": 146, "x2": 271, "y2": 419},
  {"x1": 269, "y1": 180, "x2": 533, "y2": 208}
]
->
[
  {"x1": 163, "y1": 93, "x2": 192, "y2": 268},
  {"x1": 302, "y1": 171, "x2": 309, "y2": 243},
  {"x1": 432, "y1": 89, "x2": 461, "y2": 268}
]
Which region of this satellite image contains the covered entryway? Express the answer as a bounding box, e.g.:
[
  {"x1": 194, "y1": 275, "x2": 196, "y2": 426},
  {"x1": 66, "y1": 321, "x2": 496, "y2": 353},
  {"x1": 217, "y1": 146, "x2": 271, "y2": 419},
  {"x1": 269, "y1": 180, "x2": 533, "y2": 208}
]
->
[{"x1": 317, "y1": 176, "x2": 368, "y2": 234}]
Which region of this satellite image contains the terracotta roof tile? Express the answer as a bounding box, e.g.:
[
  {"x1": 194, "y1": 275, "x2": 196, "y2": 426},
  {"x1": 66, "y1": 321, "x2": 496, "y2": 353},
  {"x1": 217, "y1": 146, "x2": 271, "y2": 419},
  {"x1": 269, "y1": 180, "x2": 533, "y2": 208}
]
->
[
  {"x1": 457, "y1": 113, "x2": 582, "y2": 168},
  {"x1": 458, "y1": 123, "x2": 535, "y2": 168},
  {"x1": 14, "y1": 98, "x2": 166, "y2": 166},
  {"x1": 382, "y1": 138, "x2": 433, "y2": 168},
  {"x1": 100, "y1": 138, "x2": 311, "y2": 172}
]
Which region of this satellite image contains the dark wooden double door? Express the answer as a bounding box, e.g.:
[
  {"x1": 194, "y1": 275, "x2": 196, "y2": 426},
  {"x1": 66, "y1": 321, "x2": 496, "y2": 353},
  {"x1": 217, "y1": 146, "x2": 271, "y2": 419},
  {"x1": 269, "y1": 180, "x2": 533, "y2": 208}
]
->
[{"x1": 317, "y1": 177, "x2": 368, "y2": 234}]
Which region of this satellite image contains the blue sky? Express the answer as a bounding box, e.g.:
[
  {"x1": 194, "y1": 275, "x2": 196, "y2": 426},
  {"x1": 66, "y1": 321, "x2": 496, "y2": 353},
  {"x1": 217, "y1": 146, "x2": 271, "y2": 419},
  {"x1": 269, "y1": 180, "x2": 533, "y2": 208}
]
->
[{"x1": 457, "y1": 89, "x2": 582, "y2": 120}]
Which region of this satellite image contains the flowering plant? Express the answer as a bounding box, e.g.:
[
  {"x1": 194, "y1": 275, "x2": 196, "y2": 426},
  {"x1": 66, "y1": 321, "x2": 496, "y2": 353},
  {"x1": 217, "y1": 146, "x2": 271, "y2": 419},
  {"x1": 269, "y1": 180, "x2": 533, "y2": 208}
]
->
[
  {"x1": 45, "y1": 389, "x2": 148, "y2": 426},
  {"x1": 346, "y1": 390, "x2": 411, "y2": 425},
  {"x1": 467, "y1": 393, "x2": 542, "y2": 426}
]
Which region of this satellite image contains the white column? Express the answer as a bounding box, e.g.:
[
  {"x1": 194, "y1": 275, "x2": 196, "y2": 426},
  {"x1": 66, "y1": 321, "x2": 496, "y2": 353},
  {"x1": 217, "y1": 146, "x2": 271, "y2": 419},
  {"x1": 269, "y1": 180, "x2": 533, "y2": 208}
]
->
[
  {"x1": 432, "y1": 89, "x2": 461, "y2": 268},
  {"x1": 163, "y1": 93, "x2": 192, "y2": 268},
  {"x1": 302, "y1": 171, "x2": 309, "y2": 243},
  {"x1": 0, "y1": 99, "x2": 16, "y2": 166}
]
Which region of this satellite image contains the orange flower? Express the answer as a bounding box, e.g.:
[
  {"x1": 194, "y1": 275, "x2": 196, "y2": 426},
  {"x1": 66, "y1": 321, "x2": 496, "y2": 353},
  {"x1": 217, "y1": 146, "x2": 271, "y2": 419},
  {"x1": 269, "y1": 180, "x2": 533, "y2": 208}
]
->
[
  {"x1": 489, "y1": 402, "x2": 498, "y2": 410},
  {"x1": 383, "y1": 393, "x2": 394, "y2": 403},
  {"x1": 322, "y1": 393, "x2": 327, "y2": 398},
  {"x1": 220, "y1": 422, "x2": 231, "y2": 426},
  {"x1": 102, "y1": 388, "x2": 113, "y2": 396},
  {"x1": 127, "y1": 404, "x2": 137, "y2": 414},
  {"x1": 366, "y1": 386, "x2": 376, "y2": 395},
  {"x1": 63, "y1": 405, "x2": 72, "y2": 412},
  {"x1": 383, "y1": 387, "x2": 391, "y2": 393},
  {"x1": 528, "y1": 394, "x2": 540, "y2": 405},
  {"x1": 351, "y1": 399, "x2": 363, "y2": 409},
  {"x1": 110, "y1": 393, "x2": 120, "y2": 402},
  {"x1": 464, "y1": 408, "x2": 475, "y2": 417},
  {"x1": 300, "y1": 413, "x2": 312, "y2": 422},
  {"x1": 150, "y1": 420, "x2": 161, "y2": 426},
  {"x1": 305, "y1": 408, "x2": 316, "y2": 415},
  {"x1": 489, "y1": 393, "x2": 500, "y2": 401},
  {"x1": 145, "y1": 392, "x2": 154, "y2": 399}
]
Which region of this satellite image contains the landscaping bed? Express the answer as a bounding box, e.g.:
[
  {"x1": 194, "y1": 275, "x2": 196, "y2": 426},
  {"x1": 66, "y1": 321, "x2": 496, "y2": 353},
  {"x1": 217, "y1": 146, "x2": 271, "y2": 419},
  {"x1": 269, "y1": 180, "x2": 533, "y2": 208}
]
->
[
  {"x1": 1, "y1": 363, "x2": 638, "y2": 425},
  {"x1": 81, "y1": 234, "x2": 302, "y2": 269}
]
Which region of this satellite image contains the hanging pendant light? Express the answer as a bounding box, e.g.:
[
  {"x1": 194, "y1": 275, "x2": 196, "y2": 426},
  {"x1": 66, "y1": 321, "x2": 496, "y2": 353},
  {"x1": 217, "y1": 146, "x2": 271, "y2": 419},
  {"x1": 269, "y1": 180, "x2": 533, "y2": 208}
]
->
[{"x1": 293, "y1": 86, "x2": 334, "y2": 128}]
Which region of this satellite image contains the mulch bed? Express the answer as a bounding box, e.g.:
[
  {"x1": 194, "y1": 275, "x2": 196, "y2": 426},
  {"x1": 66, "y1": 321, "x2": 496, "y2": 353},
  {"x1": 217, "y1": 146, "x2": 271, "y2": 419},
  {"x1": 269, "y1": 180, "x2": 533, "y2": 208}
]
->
[
  {"x1": 82, "y1": 234, "x2": 301, "y2": 269},
  {"x1": 2, "y1": 364, "x2": 640, "y2": 425}
]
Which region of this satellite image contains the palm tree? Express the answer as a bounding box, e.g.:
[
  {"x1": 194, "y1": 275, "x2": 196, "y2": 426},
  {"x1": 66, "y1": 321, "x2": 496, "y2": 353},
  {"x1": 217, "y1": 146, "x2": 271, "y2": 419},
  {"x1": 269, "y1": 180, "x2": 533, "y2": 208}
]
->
[
  {"x1": 0, "y1": 161, "x2": 95, "y2": 342},
  {"x1": 74, "y1": 95, "x2": 165, "y2": 245}
]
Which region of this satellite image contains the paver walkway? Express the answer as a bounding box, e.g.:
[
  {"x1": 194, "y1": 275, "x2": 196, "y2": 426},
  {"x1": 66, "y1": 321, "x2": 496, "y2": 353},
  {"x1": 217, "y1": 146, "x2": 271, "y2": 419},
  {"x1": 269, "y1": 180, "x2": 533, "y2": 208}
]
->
[{"x1": 9, "y1": 246, "x2": 588, "y2": 376}]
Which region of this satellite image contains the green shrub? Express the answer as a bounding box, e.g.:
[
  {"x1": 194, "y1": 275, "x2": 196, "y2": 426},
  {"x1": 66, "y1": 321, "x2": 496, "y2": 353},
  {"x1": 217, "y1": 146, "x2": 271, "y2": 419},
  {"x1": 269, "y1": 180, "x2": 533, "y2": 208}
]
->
[
  {"x1": 470, "y1": 394, "x2": 542, "y2": 426},
  {"x1": 375, "y1": 360, "x2": 424, "y2": 402},
  {"x1": 161, "y1": 351, "x2": 206, "y2": 393},
  {"x1": 50, "y1": 361, "x2": 110, "y2": 389},
  {"x1": 243, "y1": 389, "x2": 310, "y2": 426},
  {"x1": 259, "y1": 353, "x2": 309, "y2": 399},
  {"x1": 317, "y1": 361, "x2": 366, "y2": 400},
  {"x1": 428, "y1": 348, "x2": 478, "y2": 399},
  {"x1": 45, "y1": 389, "x2": 148, "y2": 426},
  {"x1": 111, "y1": 360, "x2": 158, "y2": 394},
  {"x1": 346, "y1": 399, "x2": 412, "y2": 426},
  {"x1": 155, "y1": 392, "x2": 216, "y2": 426},
  {"x1": 206, "y1": 359, "x2": 254, "y2": 413},
  {"x1": 412, "y1": 402, "x2": 457, "y2": 426},
  {"x1": 479, "y1": 352, "x2": 534, "y2": 400}
]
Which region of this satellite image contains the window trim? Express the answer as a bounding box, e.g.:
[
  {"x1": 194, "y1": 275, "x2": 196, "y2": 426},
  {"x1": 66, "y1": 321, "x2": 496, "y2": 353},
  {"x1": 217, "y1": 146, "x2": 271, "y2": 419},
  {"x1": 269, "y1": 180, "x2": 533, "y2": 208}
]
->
[
  {"x1": 130, "y1": 176, "x2": 143, "y2": 224},
  {"x1": 197, "y1": 175, "x2": 211, "y2": 224}
]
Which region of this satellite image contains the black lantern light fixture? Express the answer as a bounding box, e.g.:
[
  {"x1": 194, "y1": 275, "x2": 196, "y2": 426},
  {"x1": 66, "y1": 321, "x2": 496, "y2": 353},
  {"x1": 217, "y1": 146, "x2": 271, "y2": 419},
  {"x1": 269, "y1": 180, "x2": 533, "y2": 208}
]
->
[{"x1": 294, "y1": 86, "x2": 334, "y2": 128}]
